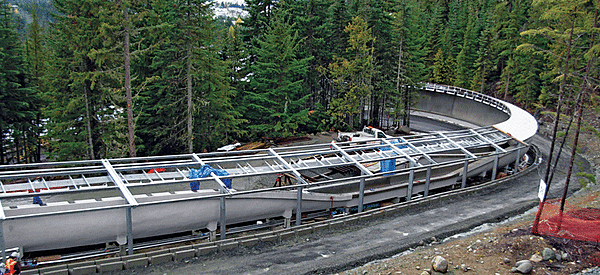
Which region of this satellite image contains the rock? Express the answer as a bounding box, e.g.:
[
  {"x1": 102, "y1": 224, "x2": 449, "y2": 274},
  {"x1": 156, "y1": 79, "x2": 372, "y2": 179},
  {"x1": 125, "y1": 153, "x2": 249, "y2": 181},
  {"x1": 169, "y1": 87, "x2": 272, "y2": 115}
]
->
[
  {"x1": 420, "y1": 271, "x2": 431, "y2": 275},
  {"x1": 529, "y1": 254, "x2": 543, "y2": 262},
  {"x1": 514, "y1": 260, "x2": 533, "y2": 274},
  {"x1": 503, "y1": 258, "x2": 511, "y2": 264},
  {"x1": 431, "y1": 256, "x2": 448, "y2": 273},
  {"x1": 542, "y1": 248, "x2": 556, "y2": 261},
  {"x1": 460, "y1": 264, "x2": 469, "y2": 272},
  {"x1": 561, "y1": 252, "x2": 569, "y2": 261}
]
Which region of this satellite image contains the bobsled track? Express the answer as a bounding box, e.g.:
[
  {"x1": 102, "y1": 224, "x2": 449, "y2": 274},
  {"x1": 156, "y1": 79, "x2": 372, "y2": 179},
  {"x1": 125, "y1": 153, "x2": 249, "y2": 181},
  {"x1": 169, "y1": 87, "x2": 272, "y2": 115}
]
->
[{"x1": 0, "y1": 83, "x2": 538, "y2": 267}]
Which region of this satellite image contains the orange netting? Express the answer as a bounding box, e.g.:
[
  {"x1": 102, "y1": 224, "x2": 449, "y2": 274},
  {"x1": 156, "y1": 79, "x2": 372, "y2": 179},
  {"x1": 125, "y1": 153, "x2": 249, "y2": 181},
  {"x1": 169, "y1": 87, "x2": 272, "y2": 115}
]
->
[{"x1": 536, "y1": 199, "x2": 600, "y2": 243}]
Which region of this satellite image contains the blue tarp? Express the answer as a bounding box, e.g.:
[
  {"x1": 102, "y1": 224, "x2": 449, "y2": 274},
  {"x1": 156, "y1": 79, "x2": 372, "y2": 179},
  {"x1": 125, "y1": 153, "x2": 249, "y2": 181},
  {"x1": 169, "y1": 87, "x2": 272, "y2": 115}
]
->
[
  {"x1": 33, "y1": 195, "x2": 43, "y2": 205},
  {"x1": 189, "y1": 165, "x2": 232, "y2": 191},
  {"x1": 380, "y1": 141, "x2": 407, "y2": 173}
]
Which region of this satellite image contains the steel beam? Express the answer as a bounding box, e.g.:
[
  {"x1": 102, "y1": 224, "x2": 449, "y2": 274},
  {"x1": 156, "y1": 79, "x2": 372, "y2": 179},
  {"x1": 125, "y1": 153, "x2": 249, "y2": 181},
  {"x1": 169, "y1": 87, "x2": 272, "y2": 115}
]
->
[{"x1": 330, "y1": 143, "x2": 374, "y2": 176}]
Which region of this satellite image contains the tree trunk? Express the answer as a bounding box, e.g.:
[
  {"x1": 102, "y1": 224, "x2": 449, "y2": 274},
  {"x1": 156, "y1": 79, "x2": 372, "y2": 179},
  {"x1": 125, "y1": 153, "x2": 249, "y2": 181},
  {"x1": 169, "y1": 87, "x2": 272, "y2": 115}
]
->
[
  {"x1": 84, "y1": 83, "x2": 95, "y2": 160},
  {"x1": 479, "y1": 65, "x2": 485, "y2": 94},
  {"x1": 0, "y1": 125, "x2": 4, "y2": 164},
  {"x1": 15, "y1": 131, "x2": 20, "y2": 164},
  {"x1": 532, "y1": 18, "x2": 576, "y2": 234},
  {"x1": 503, "y1": 69, "x2": 510, "y2": 101},
  {"x1": 187, "y1": 45, "x2": 193, "y2": 153},
  {"x1": 560, "y1": 92, "x2": 584, "y2": 213},
  {"x1": 36, "y1": 113, "x2": 41, "y2": 162},
  {"x1": 123, "y1": 3, "x2": 136, "y2": 157}
]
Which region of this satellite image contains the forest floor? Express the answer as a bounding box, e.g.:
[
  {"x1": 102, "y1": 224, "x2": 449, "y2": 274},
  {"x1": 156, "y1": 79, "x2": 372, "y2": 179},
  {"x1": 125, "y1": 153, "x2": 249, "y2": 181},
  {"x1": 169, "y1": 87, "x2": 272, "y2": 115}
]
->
[{"x1": 339, "y1": 110, "x2": 600, "y2": 275}]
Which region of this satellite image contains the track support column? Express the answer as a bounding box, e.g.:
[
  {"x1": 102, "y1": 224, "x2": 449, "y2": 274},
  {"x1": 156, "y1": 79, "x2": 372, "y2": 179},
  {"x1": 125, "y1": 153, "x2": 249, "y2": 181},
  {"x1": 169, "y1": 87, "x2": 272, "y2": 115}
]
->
[
  {"x1": 461, "y1": 159, "x2": 469, "y2": 188},
  {"x1": 220, "y1": 196, "x2": 226, "y2": 240},
  {"x1": 424, "y1": 166, "x2": 432, "y2": 197},
  {"x1": 406, "y1": 169, "x2": 415, "y2": 201},
  {"x1": 126, "y1": 207, "x2": 133, "y2": 255},
  {"x1": 296, "y1": 186, "x2": 303, "y2": 226},
  {"x1": 358, "y1": 175, "x2": 365, "y2": 213},
  {"x1": 515, "y1": 147, "x2": 521, "y2": 171},
  {"x1": 492, "y1": 153, "x2": 499, "y2": 181}
]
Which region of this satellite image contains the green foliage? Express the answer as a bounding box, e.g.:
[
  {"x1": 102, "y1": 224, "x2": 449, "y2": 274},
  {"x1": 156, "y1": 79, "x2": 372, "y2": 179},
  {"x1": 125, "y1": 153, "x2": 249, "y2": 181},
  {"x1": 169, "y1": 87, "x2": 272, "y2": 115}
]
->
[
  {"x1": 576, "y1": 172, "x2": 595, "y2": 188},
  {"x1": 325, "y1": 15, "x2": 374, "y2": 130},
  {"x1": 0, "y1": 0, "x2": 39, "y2": 164},
  {"x1": 3, "y1": 0, "x2": 600, "y2": 161},
  {"x1": 243, "y1": 8, "x2": 312, "y2": 138}
]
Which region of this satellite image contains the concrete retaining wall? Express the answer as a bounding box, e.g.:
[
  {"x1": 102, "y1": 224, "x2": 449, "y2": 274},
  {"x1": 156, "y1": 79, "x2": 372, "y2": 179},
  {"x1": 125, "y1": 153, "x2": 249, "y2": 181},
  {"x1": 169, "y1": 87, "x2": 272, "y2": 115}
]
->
[{"x1": 415, "y1": 87, "x2": 509, "y2": 127}]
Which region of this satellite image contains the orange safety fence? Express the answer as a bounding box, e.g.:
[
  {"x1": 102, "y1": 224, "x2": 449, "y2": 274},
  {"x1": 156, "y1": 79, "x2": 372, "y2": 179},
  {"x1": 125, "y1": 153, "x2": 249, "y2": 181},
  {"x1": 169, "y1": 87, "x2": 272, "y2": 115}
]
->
[{"x1": 536, "y1": 198, "x2": 600, "y2": 243}]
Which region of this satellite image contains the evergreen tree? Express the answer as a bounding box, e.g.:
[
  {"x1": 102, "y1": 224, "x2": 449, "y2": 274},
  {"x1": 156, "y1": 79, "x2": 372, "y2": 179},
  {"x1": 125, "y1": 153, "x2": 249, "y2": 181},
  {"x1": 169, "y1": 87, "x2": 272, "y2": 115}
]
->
[
  {"x1": 0, "y1": 0, "x2": 37, "y2": 164},
  {"x1": 24, "y1": 5, "x2": 47, "y2": 163},
  {"x1": 388, "y1": 2, "x2": 427, "y2": 127},
  {"x1": 455, "y1": 17, "x2": 479, "y2": 88},
  {"x1": 327, "y1": 15, "x2": 375, "y2": 130},
  {"x1": 278, "y1": 0, "x2": 331, "y2": 131},
  {"x1": 242, "y1": 8, "x2": 312, "y2": 138},
  {"x1": 492, "y1": 0, "x2": 531, "y2": 100},
  {"x1": 43, "y1": 0, "x2": 118, "y2": 160}
]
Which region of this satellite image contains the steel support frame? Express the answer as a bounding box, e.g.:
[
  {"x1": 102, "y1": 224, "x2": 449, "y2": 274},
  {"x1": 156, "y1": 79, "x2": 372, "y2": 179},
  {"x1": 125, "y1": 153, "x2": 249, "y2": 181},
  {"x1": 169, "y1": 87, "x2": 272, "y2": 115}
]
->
[
  {"x1": 102, "y1": 159, "x2": 138, "y2": 255},
  {"x1": 438, "y1": 133, "x2": 477, "y2": 189},
  {"x1": 192, "y1": 154, "x2": 232, "y2": 239},
  {"x1": 470, "y1": 129, "x2": 507, "y2": 181},
  {"x1": 267, "y1": 148, "x2": 310, "y2": 226}
]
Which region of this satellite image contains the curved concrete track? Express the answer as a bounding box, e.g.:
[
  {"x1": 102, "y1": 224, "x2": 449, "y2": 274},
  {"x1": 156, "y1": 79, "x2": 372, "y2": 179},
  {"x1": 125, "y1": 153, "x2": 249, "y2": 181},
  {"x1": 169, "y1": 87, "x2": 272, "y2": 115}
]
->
[
  {"x1": 8, "y1": 84, "x2": 565, "y2": 274},
  {"x1": 100, "y1": 86, "x2": 587, "y2": 274},
  {"x1": 106, "y1": 135, "x2": 589, "y2": 275}
]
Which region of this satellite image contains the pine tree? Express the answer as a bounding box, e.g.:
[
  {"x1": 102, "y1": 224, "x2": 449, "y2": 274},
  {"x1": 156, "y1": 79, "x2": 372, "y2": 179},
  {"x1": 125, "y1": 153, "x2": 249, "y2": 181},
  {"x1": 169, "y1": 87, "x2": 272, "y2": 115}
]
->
[
  {"x1": 492, "y1": 0, "x2": 531, "y2": 100},
  {"x1": 455, "y1": 17, "x2": 479, "y2": 88},
  {"x1": 387, "y1": 2, "x2": 427, "y2": 127},
  {"x1": 24, "y1": 5, "x2": 47, "y2": 163},
  {"x1": 0, "y1": 0, "x2": 37, "y2": 164},
  {"x1": 327, "y1": 15, "x2": 375, "y2": 130},
  {"x1": 43, "y1": 0, "x2": 118, "y2": 160},
  {"x1": 243, "y1": 8, "x2": 312, "y2": 138},
  {"x1": 525, "y1": 0, "x2": 596, "y2": 234}
]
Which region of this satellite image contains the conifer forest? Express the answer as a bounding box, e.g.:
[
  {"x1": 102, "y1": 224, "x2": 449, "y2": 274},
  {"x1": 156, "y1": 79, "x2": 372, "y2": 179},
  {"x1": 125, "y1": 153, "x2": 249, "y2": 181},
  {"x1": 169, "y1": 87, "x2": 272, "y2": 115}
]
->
[{"x1": 0, "y1": 0, "x2": 598, "y2": 163}]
